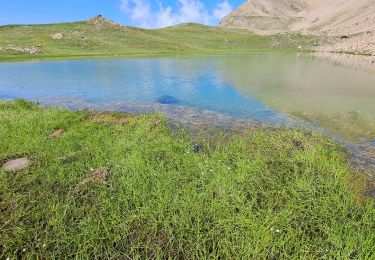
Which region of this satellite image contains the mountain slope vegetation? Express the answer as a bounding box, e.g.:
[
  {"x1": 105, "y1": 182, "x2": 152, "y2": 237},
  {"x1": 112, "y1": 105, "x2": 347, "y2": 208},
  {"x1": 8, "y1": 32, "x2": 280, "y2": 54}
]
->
[{"x1": 0, "y1": 16, "x2": 320, "y2": 61}]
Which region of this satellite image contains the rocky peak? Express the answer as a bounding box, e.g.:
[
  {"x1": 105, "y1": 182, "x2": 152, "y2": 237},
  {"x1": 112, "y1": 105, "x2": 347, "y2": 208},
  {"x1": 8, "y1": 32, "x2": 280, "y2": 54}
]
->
[{"x1": 87, "y1": 15, "x2": 122, "y2": 29}]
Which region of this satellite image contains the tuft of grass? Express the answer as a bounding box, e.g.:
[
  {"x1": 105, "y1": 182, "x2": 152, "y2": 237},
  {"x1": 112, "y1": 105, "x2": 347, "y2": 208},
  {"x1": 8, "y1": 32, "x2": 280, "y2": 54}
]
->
[
  {"x1": 13, "y1": 99, "x2": 35, "y2": 110},
  {"x1": 0, "y1": 101, "x2": 374, "y2": 258}
]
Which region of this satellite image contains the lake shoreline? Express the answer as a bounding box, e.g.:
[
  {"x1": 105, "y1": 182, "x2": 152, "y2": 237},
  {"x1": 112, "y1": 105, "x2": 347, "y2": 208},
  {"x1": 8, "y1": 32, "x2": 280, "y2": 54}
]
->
[
  {"x1": 37, "y1": 97, "x2": 375, "y2": 179},
  {"x1": 5, "y1": 97, "x2": 375, "y2": 179},
  {"x1": 1, "y1": 49, "x2": 375, "y2": 65},
  {"x1": 0, "y1": 49, "x2": 297, "y2": 63}
]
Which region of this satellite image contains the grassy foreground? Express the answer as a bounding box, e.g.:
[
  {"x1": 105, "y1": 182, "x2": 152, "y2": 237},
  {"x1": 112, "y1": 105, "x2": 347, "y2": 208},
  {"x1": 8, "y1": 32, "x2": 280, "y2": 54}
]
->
[
  {"x1": 0, "y1": 100, "x2": 374, "y2": 258},
  {"x1": 0, "y1": 16, "x2": 322, "y2": 61}
]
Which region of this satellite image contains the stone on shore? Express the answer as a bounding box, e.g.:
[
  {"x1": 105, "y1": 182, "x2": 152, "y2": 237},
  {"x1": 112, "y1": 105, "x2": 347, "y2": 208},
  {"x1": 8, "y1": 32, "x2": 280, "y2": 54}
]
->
[{"x1": 1, "y1": 157, "x2": 31, "y2": 172}]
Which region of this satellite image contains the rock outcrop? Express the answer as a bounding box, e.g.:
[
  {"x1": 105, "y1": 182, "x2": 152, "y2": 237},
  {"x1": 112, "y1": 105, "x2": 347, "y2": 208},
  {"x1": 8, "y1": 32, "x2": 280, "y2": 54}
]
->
[
  {"x1": 0, "y1": 46, "x2": 42, "y2": 54},
  {"x1": 52, "y1": 33, "x2": 64, "y2": 40}
]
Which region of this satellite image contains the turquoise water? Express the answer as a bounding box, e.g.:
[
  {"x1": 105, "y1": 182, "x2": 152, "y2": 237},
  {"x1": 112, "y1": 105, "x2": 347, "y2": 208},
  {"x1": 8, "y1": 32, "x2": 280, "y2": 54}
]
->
[
  {"x1": 1, "y1": 53, "x2": 375, "y2": 143},
  {"x1": 0, "y1": 54, "x2": 286, "y2": 123}
]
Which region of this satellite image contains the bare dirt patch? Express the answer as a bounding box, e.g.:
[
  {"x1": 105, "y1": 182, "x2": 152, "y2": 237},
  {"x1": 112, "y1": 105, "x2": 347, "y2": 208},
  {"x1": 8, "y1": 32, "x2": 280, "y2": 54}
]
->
[
  {"x1": 81, "y1": 168, "x2": 110, "y2": 185},
  {"x1": 51, "y1": 128, "x2": 65, "y2": 137}
]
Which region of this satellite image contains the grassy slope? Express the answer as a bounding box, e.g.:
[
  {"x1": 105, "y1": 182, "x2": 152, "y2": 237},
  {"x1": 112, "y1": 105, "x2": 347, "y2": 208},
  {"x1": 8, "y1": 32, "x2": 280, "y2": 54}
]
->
[
  {"x1": 0, "y1": 101, "x2": 374, "y2": 258},
  {"x1": 0, "y1": 17, "x2": 321, "y2": 61}
]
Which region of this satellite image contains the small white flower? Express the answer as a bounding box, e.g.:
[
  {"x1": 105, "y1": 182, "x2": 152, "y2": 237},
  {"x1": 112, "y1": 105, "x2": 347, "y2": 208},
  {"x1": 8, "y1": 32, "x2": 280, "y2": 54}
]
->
[
  {"x1": 23, "y1": 248, "x2": 26, "y2": 252},
  {"x1": 42, "y1": 244, "x2": 46, "y2": 248},
  {"x1": 210, "y1": 169, "x2": 213, "y2": 172},
  {"x1": 276, "y1": 229, "x2": 280, "y2": 233},
  {"x1": 270, "y1": 227, "x2": 274, "y2": 231},
  {"x1": 6, "y1": 258, "x2": 10, "y2": 260},
  {"x1": 90, "y1": 168, "x2": 94, "y2": 171}
]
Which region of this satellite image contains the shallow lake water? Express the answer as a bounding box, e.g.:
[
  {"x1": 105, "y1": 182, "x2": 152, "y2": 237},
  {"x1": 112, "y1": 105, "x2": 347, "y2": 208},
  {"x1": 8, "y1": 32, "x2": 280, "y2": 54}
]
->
[{"x1": 1, "y1": 53, "x2": 375, "y2": 144}]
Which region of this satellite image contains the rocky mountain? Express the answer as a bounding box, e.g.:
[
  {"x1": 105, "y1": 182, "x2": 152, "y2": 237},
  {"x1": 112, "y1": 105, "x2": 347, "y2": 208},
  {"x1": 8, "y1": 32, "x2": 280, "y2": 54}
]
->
[{"x1": 220, "y1": 0, "x2": 375, "y2": 53}]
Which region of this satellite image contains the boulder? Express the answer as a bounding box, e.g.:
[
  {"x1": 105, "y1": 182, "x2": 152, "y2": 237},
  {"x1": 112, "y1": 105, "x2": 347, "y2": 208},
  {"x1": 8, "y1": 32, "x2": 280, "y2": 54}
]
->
[{"x1": 1, "y1": 157, "x2": 31, "y2": 172}]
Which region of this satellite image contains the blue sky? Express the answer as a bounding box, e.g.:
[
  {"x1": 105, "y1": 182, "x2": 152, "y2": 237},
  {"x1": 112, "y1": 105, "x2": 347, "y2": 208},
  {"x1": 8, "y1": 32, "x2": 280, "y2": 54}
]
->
[{"x1": 0, "y1": 0, "x2": 244, "y2": 28}]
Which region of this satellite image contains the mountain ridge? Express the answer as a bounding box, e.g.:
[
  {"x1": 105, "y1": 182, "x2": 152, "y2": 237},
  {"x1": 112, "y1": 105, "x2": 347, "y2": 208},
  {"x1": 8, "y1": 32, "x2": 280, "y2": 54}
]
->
[{"x1": 220, "y1": 0, "x2": 375, "y2": 54}]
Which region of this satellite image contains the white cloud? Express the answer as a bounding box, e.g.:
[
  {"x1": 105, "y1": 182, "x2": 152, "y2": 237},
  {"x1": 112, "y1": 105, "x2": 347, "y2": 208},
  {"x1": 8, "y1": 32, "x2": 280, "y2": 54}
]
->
[
  {"x1": 213, "y1": 1, "x2": 232, "y2": 20},
  {"x1": 119, "y1": 0, "x2": 152, "y2": 28},
  {"x1": 119, "y1": 0, "x2": 233, "y2": 29}
]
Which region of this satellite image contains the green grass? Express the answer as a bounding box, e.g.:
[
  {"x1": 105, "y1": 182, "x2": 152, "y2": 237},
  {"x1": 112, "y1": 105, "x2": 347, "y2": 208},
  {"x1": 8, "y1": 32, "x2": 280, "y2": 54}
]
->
[
  {"x1": 0, "y1": 17, "x2": 323, "y2": 61},
  {"x1": 0, "y1": 100, "x2": 374, "y2": 258}
]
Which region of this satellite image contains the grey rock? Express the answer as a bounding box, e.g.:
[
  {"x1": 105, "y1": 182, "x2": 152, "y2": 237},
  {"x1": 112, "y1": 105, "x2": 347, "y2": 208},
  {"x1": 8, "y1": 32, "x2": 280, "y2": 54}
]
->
[
  {"x1": 2, "y1": 157, "x2": 31, "y2": 172},
  {"x1": 193, "y1": 143, "x2": 201, "y2": 153}
]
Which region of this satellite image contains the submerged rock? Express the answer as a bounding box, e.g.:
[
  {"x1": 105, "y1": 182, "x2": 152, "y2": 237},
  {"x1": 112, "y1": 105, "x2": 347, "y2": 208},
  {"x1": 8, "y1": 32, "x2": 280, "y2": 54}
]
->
[
  {"x1": 1, "y1": 157, "x2": 31, "y2": 172},
  {"x1": 36, "y1": 97, "x2": 260, "y2": 130},
  {"x1": 156, "y1": 95, "x2": 179, "y2": 104}
]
